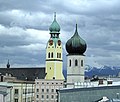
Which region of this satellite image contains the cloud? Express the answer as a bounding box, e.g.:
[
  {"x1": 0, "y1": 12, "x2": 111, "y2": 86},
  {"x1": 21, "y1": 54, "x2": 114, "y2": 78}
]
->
[{"x1": 0, "y1": 0, "x2": 120, "y2": 67}]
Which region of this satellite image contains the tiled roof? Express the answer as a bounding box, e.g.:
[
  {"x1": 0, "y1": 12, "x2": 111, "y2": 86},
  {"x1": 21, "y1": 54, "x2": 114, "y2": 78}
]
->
[{"x1": 0, "y1": 67, "x2": 45, "y2": 81}]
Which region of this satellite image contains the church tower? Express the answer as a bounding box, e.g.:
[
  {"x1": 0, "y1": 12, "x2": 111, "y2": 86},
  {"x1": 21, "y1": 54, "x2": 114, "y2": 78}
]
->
[
  {"x1": 66, "y1": 24, "x2": 87, "y2": 88},
  {"x1": 45, "y1": 13, "x2": 64, "y2": 80}
]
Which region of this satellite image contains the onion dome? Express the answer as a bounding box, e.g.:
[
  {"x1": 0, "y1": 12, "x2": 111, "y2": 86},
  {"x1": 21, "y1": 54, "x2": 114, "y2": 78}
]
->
[
  {"x1": 49, "y1": 12, "x2": 60, "y2": 33},
  {"x1": 66, "y1": 24, "x2": 87, "y2": 55}
]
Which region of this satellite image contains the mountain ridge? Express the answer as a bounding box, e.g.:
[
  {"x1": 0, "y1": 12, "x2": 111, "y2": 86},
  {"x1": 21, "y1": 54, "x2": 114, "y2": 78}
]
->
[
  {"x1": 85, "y1": 65, "x2": 120, "y2": 77},
  {"x1": 63, "y1": 65, "x2": 120, "y2": 78}
]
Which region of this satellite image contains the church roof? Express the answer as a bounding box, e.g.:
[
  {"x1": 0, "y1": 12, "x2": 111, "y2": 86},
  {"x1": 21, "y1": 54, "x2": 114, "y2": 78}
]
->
[{"x1": 0, "y1": 67, "x2": 45, "y2": 81}]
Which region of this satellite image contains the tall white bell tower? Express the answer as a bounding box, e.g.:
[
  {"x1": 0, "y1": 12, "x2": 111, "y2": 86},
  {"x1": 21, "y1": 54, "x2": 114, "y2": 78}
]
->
[{"x1": 65, "y1": 24, "x2": 87, "y2": 88}]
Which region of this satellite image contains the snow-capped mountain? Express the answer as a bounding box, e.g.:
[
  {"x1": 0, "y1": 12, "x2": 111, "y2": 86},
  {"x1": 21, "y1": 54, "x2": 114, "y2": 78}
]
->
[
  {"x1": 85, "y1": 65, "x2": 120, "y2": 77},
  {"x1": 63, "y1": 65, "x2": 120, "y2": 79}
]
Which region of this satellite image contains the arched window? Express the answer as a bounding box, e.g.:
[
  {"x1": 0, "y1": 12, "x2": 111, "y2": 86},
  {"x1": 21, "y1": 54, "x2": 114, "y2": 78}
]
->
[
  {"x1": 75, "y1": 59, "x2": 78, "y2": 66},
  {"x1": 51, "y1": 52, "x2": 53, "y2": 58},
  {"x1": 57, "y1": 53, "x2": 61, "y2": 58},
  {"x1": 59, "y1": 53, "x2": 61, "y2": 58},
  {"x1": 69, "y1": 60, "x2": 71, "y2": 67},
  {"x1": 48, "y1": 52, "x2": 50, "y2": 58},
  {"x1": 81, "y1": 60, "x2": 83, "y2": 67}
]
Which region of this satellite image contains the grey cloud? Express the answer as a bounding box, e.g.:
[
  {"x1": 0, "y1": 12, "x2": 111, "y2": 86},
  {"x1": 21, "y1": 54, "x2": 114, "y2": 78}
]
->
[
  {"x1": 0, "y1": 44, "x2": 46, "y2": 67},
  {"x1": 0, "y1": 0, "x2": 120, "y2": 67}
]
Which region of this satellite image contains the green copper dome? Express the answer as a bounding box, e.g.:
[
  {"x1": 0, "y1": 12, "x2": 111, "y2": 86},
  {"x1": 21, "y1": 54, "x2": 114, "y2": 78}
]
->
[
  {"x1": 49, "y1": 12, "x2": 60, "y2": 33},
  {"x1": 66, "y1": 24, "x2": 87, "y2": 55}
]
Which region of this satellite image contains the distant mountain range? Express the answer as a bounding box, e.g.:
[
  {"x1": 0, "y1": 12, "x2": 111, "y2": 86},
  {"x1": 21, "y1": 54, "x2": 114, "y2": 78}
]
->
[
  {"x1": 85, "y1": 65, "x2": 120, "y2": 77},
  {"x1": 63, "y1": 65, "x2": 120, "y2": 78}
]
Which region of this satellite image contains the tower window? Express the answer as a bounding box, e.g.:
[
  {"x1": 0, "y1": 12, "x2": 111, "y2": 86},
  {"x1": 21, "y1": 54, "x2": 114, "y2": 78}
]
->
[
  {"x1": 48, "y1": 52, "x2": 50, "y2": 58},
  {"x1": 69, "y1": 60, "x2": 71, "y2": 67},
  {"x1": 51, "y1": 52, "x2": 53, "y2": 58},
  {"x1": 59, "y1": 53, "x2": 61, "y2": 58},
  {"x1": 81, "y1": 60, "x2": 83, "y2": 67},
  {"x1": 57, "y1": 53, "x2": 61, "y2": 58},
  {"x1": 75, "y1": 59, "x2": 78, "y2": 66}
]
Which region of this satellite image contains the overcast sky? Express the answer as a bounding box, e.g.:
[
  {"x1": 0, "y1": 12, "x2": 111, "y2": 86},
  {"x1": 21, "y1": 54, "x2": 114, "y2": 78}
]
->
[{"x1": 0, "y1": 0, "x2": 120, "y2": 68}]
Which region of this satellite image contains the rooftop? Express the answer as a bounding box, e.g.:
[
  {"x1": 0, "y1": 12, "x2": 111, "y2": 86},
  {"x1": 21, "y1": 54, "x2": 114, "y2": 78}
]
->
[{"x1": 0, "y1": 67, "x2": 45, "y2": 81}]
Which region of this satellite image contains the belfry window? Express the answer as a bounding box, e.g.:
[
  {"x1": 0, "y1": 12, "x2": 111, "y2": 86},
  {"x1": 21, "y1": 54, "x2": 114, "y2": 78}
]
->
[
  {"x1": 48, "y1": 52, "x2": 50, "y2": 58},
  {"x1": 81, "y1": 60, "x2": 83, "y2": 67},
  {"x1": 69, "y1": 60, "x2": 71, "y2": 67},
  {"x1": 75, "y1": 59, "x2": 78, "y2": 66},
  {"x1": 57, "y1": 53, "x2": 61, "y2": 58},
  {"x1": 51, "y1": 52, "x2": 53, "y2": 58},
  {"x1": 59, "y1": 53, "x2": 61, "y2": 58}
]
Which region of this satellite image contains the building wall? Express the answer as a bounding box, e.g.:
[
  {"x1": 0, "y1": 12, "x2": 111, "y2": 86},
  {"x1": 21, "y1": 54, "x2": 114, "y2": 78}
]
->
[
  {"x1": 46, "y1": 61, "x2": 64, "y2": 80},
  {"x1": 0, "y1": 82, "x2": 13, "y2": 102},
  {"x1": 67, "y1": 55, "x2": 85, "y2": 88},
  {"x1": 0, "y1": 94, "x2": 4, "y2": 102},
  {"x1": 58, "y1": 85, "x2": 120, "y2": 102},
  {"x1": 45, "y1": 38, "x2": 64, "y2": 80},
  {"x1": 10, "y1": 82, "x2": 34, "y2": 102},
  {"x1": 35, "y1": 79, "x2": 64, "y2": 102}
]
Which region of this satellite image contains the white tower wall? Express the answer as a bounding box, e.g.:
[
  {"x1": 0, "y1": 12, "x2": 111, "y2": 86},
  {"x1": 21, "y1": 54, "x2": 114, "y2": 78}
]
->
[{"x1": 67, "y1": 55, "x2": 85, "y2": 88}]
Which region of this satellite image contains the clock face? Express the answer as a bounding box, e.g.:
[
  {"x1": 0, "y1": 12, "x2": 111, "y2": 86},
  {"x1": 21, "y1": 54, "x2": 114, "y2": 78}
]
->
[
  {"x1": 49, "y1": 40, "x2": 53, "y2": 45},
  {"x1": 58, "y1": 40, "x2": 61, "y2": 46}
]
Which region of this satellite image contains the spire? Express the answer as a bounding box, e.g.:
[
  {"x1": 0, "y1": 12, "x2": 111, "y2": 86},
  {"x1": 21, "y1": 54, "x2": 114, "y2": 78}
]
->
[
  {"x1": 76, "y1": 23, "x2": 77, "y2": 32},
  {"x1": 74, "y1": 23, "x2": 79, "y2": 36},
  {"x1": 54, "y1": 12, "x2": 56, "y2": 21},
  {"x1": 7, "y1": 59, "x2": 10, "y2": 68}
]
